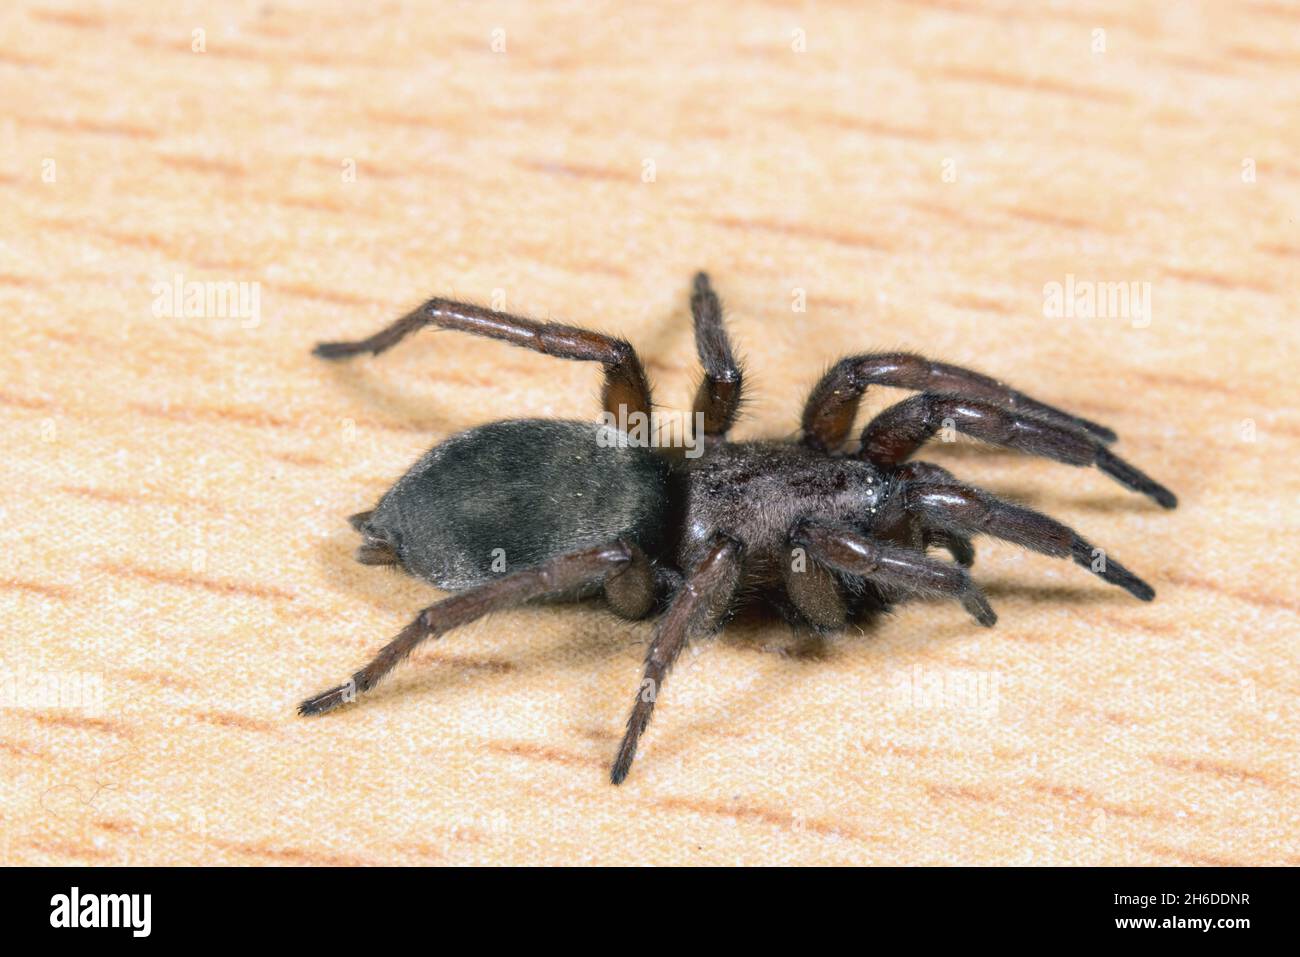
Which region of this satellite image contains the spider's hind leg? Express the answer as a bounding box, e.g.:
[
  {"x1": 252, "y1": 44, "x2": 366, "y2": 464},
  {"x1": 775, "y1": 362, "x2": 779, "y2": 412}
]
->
[
  {"x1": 300, "y1": 541, "x2": 641, "y2": 717},
  {"x1": 314, "y1": 297, "x2": 653, "y2": 423}
]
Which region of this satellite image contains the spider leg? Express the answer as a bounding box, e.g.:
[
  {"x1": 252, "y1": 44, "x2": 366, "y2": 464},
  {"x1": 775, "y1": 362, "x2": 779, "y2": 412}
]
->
[
  {"x1": 900, "y1": 476, "x2": 1155, "y2": 600},
  {"x1": 861, "y1": 393, "x2": 1176, "y2": 508},
  {"x1": 791, "y1": 519, "x2": 997, "y2": 627},
  {"x1": 689, "y1": 272, "x2": 744, "y2": 440},
  {"x1": 926, "y1": 529, "x2": 976, "y2": 567},
  {"x1": 895, "y1": 462, "x2": 976, "y2": 565},
  {"x1": 314, "y1": 298, "x2": 652, "y2": 421},
  {"x1": 611, "y1": 532, "x2": 743, "y2": 785},
  {"x1": 801, "y1": 352, "x2": 1116, "y2": 453},
  {"x1": 298, "y1": 541, "x2": 647, "y2": 717}
]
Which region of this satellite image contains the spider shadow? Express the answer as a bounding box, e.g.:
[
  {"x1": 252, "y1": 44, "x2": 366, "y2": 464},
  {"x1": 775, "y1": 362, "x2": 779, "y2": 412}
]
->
[
  {"x1": 638, "y1": 597, "x2": 996, "y2": 768},
  {"x1": 313, "y1": 353, "x2": 457, "y2": 435},
  {"x1": 973, "y1": 483, "x2": 1168, "y2": 516},
  {"x1": 370, "y1": 602, "x2": 651, "y2": 710},
  {"x1": 639, "y1": 574, "x2": 1145, "y2": 764},
  {"x1": 313, "y1": 532, "x2": 433, "y2": 617},
  {"x1": 979, "y1": 580, "x2": 1132, "y2": 606}
]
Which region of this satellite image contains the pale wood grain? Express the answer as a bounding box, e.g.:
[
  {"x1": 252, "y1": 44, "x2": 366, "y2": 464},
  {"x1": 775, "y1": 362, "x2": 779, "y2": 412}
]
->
[{"x1": 1, "y1": 0, "x2": 1297, "y2": 866}]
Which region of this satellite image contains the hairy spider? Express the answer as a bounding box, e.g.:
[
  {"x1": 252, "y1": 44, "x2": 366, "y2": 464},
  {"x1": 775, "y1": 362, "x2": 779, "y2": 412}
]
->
[{"x1": 299, "y1": 273, "x2": 1176, "y2": 784}]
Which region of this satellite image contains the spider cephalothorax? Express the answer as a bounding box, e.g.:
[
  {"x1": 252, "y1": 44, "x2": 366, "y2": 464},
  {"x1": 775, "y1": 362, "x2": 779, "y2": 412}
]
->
[{"x1": 300, "y1": 273, "x2": 1176, "y2": 784}]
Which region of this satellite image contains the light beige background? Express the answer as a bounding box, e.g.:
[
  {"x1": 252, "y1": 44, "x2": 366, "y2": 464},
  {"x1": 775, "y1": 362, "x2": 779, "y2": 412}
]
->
[{"x1": 1, "y1": 1, "x2": 1297, "y2": 865}]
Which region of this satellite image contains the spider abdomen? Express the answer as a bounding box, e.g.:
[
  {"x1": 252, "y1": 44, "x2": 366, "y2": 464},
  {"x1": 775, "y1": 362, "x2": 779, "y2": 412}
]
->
[{"x1": 359, "y1": 419, "x2": 673, "y2": 589}]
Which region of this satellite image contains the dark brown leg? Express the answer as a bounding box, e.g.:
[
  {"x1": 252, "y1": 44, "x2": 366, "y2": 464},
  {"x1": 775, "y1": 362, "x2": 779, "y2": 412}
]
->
[
  {"x1": 925, "y1": 529, "x2": 975, "y2": 567},
  {"x1": 299, "y1": 541, "x2": 640, "y2": 717},
  {"x1": 791, "y1": 520, "x2": 997, "y2": 627},
  {"x1": 611, "y1": 533, "x2": 744, "y2": 785},
  {"x1": 895, "y1": 462, "x2": 975, "y2": 565},
  {"x1": 689, "y1": 272, "x2": 744, "y2": 439},
  {"x1": 800, "y1": 352, "x2": 1117, "y2": 454},
  {"x1": 902, "y1": 480, "x2": 1155, "y2": 600},
  {"x1": 862, "y1": 393, "x2": 1176, "y2": 508},
  {"x1": 314, "y1": 298, "x2": 652, "y2": 421}
]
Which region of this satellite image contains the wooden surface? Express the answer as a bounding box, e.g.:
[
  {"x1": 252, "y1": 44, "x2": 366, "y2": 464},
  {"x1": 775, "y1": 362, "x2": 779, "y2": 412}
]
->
[{"x1": 3, "y1": 1, "x2": 1298, "y2": 866}]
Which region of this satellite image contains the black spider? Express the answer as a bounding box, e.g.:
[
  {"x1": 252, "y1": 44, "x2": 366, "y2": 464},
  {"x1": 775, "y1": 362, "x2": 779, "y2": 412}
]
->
[{"x1": 299, "y1": 272, "x2": 1176, "y2": 784}]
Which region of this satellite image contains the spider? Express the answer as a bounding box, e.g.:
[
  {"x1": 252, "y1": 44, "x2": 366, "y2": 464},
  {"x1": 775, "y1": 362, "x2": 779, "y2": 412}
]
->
[{"x1": 299, "y1": 272, "x2": 1176, "y2": 784}]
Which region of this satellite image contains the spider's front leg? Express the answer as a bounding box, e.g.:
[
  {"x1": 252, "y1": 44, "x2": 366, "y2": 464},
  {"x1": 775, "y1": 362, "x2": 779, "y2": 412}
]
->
[
  {"x1": 801, "y1": 352, "x2": 1118, "y2": 454},
  {"x1": 611, "y1": 532, "x2": 744, "y2": 785},
  {"x1": 860, "y1": 393, "x2": 1177, "y2": 508},
  {"x1": 898, "y1": 467, "x2": 1156, "y2": 601},
  {"x1": 791, "y1": 519, "x2": 997, "y2": 627}
]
